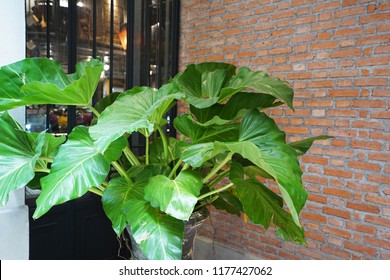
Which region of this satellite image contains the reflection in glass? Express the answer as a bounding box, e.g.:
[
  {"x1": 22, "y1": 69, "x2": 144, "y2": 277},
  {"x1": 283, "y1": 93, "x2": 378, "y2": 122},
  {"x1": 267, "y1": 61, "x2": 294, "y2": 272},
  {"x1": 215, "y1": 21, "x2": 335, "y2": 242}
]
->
[{"x1": 24, "y1": 0, "x2": 179, "y2": 137}]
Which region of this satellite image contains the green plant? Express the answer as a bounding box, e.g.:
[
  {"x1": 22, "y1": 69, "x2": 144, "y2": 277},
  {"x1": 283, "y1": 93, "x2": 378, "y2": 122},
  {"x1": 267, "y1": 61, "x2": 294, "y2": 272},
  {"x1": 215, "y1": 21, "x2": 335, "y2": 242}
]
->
[{"x1": 0, "y1": 58, "x2": 329, "y2": 260}]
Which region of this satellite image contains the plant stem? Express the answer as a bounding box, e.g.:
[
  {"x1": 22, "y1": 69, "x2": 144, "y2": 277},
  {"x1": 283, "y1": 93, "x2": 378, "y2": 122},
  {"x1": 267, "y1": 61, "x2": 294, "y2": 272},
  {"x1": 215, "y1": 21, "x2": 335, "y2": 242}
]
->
[
  {"x1": 208, "y1": 169, "x2": 229, "y2": 188},
  {"x1": 87, "y1": 104, "x2": 100, "y2": 118},
  {"x1": 38, "y1": 156, "x2": 53, "y2": 163},
  {"x1": 112, "y1": 161, "x2": 134, "y2": 185},
  {"x1": 202, "y1": 152, "x2": 234, "y2": 184},
  {"x1": 168, "y1": 159, "x2": 183, "y2": 179},
  {"x1": 89, "y1": 187, "x2": 103, "y2": 196},
  {"x1": 197, "y1": 182, "x2": 234, "y2": 201},
  {"x1": 194, "y1": 195, "x2": 219, "y2": 211},
  {"x1": 145, "y1": 136, "x2": 150, "y2": 165},
  {"x1": 123, "y1": 146, "x2": 141, "y2": 166},
  {"x1": 34, "y1": 168, "x2": 51, "y2": 173},
  {"x1": 157, "y1": 126, "x2": 169, "y2": 164}
]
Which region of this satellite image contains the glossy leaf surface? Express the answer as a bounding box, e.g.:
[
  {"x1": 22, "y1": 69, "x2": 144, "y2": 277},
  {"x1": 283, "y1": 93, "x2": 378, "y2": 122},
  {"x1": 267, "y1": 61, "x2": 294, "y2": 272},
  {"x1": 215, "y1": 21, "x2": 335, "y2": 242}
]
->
[
  {"x1": 230, "y1": 163, "x2": 305, "y2": 243},
  {"x1": 144, "y1": 171, "x2": 203, "y2": 220},
  {"x1": 90, "y1": 85, "x2": 183, "y2": 151},
  {"x1": 0, "y1": 112, "x2": 43, "y2": 205},
  {"x1": 289, "y1": 135, "x2": 332, "y2": 156},
  {"x1": 34, "y1": 126, "x2": 110, "y2": 218},
  {"x1": 0, "y1": 58, "x2": 103, "y2": 110},
  {"x1": 215, "y1": 110, "x2": 307, "y2": 226},
  {"x1": 124, "y1": 197, "x2": 184, "y2": 260}
]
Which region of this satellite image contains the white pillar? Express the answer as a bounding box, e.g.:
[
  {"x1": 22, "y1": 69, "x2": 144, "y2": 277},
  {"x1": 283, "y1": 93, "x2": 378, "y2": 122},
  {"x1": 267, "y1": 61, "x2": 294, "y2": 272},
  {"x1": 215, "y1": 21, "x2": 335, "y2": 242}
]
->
[{"x1": 0, "y1": 0, "x2": 29, "y2": 259}]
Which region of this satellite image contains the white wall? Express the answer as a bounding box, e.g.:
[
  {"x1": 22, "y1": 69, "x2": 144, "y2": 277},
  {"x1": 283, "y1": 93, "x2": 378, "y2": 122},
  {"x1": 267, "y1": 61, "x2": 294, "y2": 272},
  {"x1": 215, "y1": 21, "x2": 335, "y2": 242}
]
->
[{"x1": 0, "y1": 0, "x2": 29, "y2": 259}]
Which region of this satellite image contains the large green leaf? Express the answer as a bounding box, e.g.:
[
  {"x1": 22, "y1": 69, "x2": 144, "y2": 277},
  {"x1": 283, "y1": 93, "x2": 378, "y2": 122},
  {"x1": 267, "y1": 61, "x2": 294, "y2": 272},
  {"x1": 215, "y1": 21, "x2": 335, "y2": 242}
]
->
[
  {"x1": 25, "y1": 131, "x2": 65, "y2": 191},
  {"x1": 174, "y1": 142, "x2": 217, "y2": 168},
  {"x1": 219, "y1": 92, "x2": 280, "y2": 120},
  {"x1": 149, "y1": 137, "x2": 178, "y2": 165},
  {"x1": 90, "y1": 84, "x2": 183, "y2": 151},
  {"x1": 103, "y1": 165, "x2": 164, "y2": 235},
  {"x1": 176, "y1": 62, "x2": 236, "y2": 108},
  {"x1": 176, "y1": 62, "x2": 294, "y2": 110},
  {"x1": 215, "y1": 110, "x2": 307, "y2": 227},
  {"x1": 33, "y1": 126, "x2": 110, "y2": 218},
  {"x1": 174, "y1": 114, "x2": 239, "y2": 143},
  {"x1": 289, "y1": 136, "x2": 332, "y2": 156},
  {"x1": 221, "y1": 67, "x2": 295, "y2": 110},
  {"x1": 144, "y1": 171, "x2": 203, "y2": 220},
  {"x1": 103, "y1": 136, "x2": 128, "y2": 162},
  {"x1": 0, "y1": 58, "x2": 103, "y2": 110},
  {"x1": 102, "y1": 177, "x2": 133, "y2": 235},
  {"x1": 188, "y1": 92, "x2": 280, "y2": 127},
  {"x1": 230, "y1": 163, "x2": 305, "y2": 243},
  {"x1": 124, "y1": 197, "x2": 184, "y2": 260},
  {"x1": 93, "y1": 92, "x2": 121, "y2": 113},
  {"x1": 37, "y1": 133, "x2": 67, "y2": 159},
  {"x1": 211, "y1": 189, "x2": 243, "y2": 216},
  {"x1": 190, "y1": 104, "x2": 224, "y2": 124},
  {"x1": 0, "y1": 58, "x2": 67, "y2": 110},
  {"x1": 0, "y1": 112, "x2": 44, "y2": 205}
]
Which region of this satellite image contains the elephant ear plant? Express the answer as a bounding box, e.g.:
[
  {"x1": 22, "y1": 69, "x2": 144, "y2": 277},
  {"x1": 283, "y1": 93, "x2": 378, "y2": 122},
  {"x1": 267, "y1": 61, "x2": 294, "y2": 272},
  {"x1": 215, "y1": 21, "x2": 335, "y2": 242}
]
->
[{"x1": 0, "y1": 58, "x2": 329, "y2": 260}]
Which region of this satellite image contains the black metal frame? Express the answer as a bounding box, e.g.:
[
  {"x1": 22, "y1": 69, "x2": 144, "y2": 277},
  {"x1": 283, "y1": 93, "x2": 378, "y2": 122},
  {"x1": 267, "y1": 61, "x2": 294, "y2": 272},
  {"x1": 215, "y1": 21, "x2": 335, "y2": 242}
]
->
[
  {"x1": 25, "y1": 0, "x2": 180, "y2": 260},
  {"x1": 31, "y1": 0, "x2": 180, "y2": 135}
]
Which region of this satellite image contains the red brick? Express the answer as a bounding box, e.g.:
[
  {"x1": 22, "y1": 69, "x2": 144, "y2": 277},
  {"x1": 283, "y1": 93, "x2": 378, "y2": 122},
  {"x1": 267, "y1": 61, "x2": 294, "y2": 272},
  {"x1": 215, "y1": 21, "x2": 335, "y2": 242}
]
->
[
  {"x1": 368, "y1": 174, "x2": 390, "y2": 184},
  {"x1": 323, "y1": 206, "x2": 351, "y2": 219},
  {"x1": 357, "y1": 56, "x2": 390, "y2": 66},
  {"x1": 308, "y1": 194, "x2": 327, "y2": 204},
  {"x1": 371, "y1": 132, "x2": 390, "y2": 141},
  {"x1": 323, "y1": 226, "x2": 351, "y2": 239},
  {"x1": 352, "y1": 120, "x2": 382, "y2": 129},
  {"x1": 323, "y1": 188, "x2": 352, "y2": 198},
  {"x1": 354, "y1": 78, "x2": 388, "y2": 86},
  {"x1": 364, "y1": 237, "x2": 390, "y2": 250},
  {"x1": 334, "y1": 27, "x2": 363, "y2": 38},
  {"x1": 357, "y1": 34, "x2": 390, "y2": 45},
  {"x1": 366, "y1": 195, "x2": 390, "y2": 206},
  {"x1": 271, "y1": 10, "x2": 296, "y2": 20},
  {"x1": 350, "y1": 140, "x2": 382, "y2": 151},
  {"x1": 348, "y1": 161, "x2": 381, "y2": 171},
  {"x1": 346, "y1": 222, "x2": 376, "y2": 235},
  {"x1": 325, "y1": 148, "x2": 354, "y2": 159},
  {"x1": 311, "y1": 41, "x2": 338, "y2": 50},
  {"x1": 371, "y1": 111, "x2": 390, "y2": 119},
  {"x1": 303, "y1": 175, "x2": 328, "y2": 185},
  {"x1": 365, "y1": 215, "x2": 390, "y2": 228},
  {"x1": 346, "y1": 202, "x2": 379, "y2": 214},
  {"x1": 329, "y1": 89, "x2": 359, "y2": 97},
  {"x1": 342, "y1": 0, "x2": 357, "y2": 7},
  {"x1": 312, "y1": 1, "x2": 340, "y2": 12},
  {"x1": 345, "y1": 242, "x2": 377, "y2": 256},
  {"x1": 368, "y1": 153, "x2": 390, "y2": 162},
  {"x1": 359, "y1": 13, "x2": 390, "y2": 24},
  {"x1": 311, "y1": 21, "x2": 339, "y2": 31},
  {"x1": 321, "y1": 245, "x2": 351, "y2": 259},
  {"x1": 336, "y1": 6, "x2": 365, "y2": 17},
  {"x1": 308, "y1": 61, "x2": 335, "y2": 69}
]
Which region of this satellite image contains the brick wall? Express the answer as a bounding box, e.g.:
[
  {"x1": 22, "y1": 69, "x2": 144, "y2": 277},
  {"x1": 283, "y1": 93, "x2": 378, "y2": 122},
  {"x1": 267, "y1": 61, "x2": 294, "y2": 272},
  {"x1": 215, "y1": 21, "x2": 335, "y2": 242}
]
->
[{"x1": 179, "y1": 0, "x2": 390, "y2": 259}]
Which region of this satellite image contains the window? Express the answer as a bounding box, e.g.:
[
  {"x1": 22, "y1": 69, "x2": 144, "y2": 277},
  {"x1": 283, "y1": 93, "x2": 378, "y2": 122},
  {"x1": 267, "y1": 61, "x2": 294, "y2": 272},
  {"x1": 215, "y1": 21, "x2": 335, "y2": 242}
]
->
[{"x1": 25, "y1": 0, "x2": 180, "y2": 142}]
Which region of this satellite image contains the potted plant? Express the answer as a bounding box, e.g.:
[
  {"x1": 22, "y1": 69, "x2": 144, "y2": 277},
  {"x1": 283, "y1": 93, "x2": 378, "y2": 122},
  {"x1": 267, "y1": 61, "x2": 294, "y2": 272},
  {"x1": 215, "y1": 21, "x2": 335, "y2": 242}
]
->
[{"x1": 0, "y1": 58, "x2": 329, "y2": 260}]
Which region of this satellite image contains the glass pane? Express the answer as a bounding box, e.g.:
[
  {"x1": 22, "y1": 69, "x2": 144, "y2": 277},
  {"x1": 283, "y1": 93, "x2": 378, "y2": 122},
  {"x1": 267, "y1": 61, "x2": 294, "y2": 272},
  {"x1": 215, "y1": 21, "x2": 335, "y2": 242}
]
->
[
  {"x1": 76, "y1": 0, "x2": 94, "y2": 127},
  {"x1": 25, "y1": 0, "x2": 69, "y2": 134}
]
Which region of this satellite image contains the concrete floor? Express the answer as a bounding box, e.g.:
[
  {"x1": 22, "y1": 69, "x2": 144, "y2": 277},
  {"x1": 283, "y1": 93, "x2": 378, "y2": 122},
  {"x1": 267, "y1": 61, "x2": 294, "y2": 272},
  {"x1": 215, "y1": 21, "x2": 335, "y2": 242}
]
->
[{"x1": 193, "y1": 236, "x2": 259, "y2": 260}]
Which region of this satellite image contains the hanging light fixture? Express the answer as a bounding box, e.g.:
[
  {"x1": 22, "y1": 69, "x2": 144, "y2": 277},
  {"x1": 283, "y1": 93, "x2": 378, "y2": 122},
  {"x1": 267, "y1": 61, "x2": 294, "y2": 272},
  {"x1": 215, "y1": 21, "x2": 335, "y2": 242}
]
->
[{"x1": 119, "y1": 23, "x2": 127, "y2": 50}]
